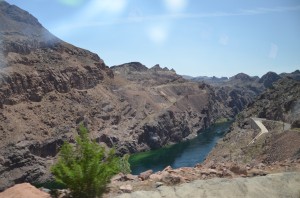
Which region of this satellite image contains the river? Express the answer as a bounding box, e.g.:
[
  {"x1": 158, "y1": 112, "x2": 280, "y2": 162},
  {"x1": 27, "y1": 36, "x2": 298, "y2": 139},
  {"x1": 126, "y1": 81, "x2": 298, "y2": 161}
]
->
[{"x1": 129, "y1": 121, "x2": 232, "y2": 175}]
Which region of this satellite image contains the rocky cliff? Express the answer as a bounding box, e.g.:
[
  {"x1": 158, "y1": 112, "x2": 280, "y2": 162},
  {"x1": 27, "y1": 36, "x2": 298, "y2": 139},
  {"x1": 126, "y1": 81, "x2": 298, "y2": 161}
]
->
[
  {"x1": 204, "y1": 77, "x2": 300, "y2": 165},
  {"x1": 0, "y1": 1, "x2": 236, "y2": 190}
]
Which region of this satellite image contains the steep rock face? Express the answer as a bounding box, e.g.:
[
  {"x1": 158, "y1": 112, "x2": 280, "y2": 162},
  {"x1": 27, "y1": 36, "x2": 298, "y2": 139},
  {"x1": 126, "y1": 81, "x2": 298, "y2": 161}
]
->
[{"x1": 214, "y1": 86, "x2": 258, "y2": 116}]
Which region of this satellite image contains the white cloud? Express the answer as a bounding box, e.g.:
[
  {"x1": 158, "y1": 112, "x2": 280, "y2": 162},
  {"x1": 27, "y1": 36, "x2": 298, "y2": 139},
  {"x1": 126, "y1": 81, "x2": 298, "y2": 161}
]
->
[
  {"x1": 269, "y1": 43, "x2": 279, "y2": 59},
  {"x1": 219, "y1": 35, "x2": 229, "y2": 46},
  {"x1": 164, "y1": 0, "x2": 187, "y2": 12},
  {"x1": 147, "y1": 25, "x2": 168, "y2": 44}
]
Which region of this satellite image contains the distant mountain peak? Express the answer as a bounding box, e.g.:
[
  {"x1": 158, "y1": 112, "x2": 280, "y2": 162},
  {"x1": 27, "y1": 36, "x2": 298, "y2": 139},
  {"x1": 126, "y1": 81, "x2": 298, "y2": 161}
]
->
[
  {"x1": 150, "y1": 64, "x2": 171, "y2": 72},
  {"x1": 110, "y1": 62, "x2": 148, "y2": 72},
  {"x1": 259, "y1": 71, "x2": 281, "y2": 88},
  {"x1": 230, "y1": 73, "x2": 252, "y2": 81}
]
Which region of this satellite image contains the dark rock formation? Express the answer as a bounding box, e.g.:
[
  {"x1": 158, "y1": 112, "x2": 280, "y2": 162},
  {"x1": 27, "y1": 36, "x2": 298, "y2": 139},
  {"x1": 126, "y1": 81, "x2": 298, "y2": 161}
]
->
[
  {"x1": 229, "y1": 73, "x2": 254, "y2": 82},
  {"x1": 259, "y1": 71, "x2": 281, "y2": 88}
]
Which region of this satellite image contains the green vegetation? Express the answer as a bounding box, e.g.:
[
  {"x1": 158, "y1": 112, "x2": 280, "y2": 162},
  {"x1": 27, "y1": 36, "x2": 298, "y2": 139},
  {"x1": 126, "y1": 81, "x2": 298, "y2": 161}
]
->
[{"x1": 51, "y1": 124, "x2": 130, "y2": 198}]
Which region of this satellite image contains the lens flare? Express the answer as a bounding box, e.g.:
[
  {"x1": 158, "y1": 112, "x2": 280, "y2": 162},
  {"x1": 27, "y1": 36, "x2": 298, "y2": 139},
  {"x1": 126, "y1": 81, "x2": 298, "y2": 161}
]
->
[{"x1": 58, "y1": 0, "x2": 84, "y2": 6}]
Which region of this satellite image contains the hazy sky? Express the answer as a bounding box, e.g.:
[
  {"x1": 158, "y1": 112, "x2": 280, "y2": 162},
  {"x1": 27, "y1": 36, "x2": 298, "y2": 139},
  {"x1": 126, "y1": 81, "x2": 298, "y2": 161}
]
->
[{"x1": 5, "y1": 0, "x2": 300, "y2": 77}]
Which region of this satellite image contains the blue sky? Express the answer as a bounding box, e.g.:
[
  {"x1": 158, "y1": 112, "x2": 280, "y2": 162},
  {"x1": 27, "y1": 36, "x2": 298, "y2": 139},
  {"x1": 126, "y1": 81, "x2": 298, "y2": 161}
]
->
[{"x1": 5, "y1": 0, "x2": 300, "y2": 77}]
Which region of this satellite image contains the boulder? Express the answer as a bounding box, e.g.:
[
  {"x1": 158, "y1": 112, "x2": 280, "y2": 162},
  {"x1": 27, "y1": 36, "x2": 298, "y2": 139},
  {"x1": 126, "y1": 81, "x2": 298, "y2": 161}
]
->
[{"x1": 138, "y1": 170, "x2": 153, "y2": 181}]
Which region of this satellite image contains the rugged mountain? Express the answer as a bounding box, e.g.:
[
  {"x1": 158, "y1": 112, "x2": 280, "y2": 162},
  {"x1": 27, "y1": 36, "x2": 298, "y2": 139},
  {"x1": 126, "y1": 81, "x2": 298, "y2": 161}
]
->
[
  {"x1": 0, "y1": 1, "x2": 236, "y2": 190},
  {"x1": 205, "y1": 77, "x2": 300, "y2": 165},
  {"x1": 111, "y1": 62, "x2": 180, "y2": 86},
  {"x1": 278, "y1": 70, "x2": 300, "y2": 83},
  {"x1": 186, "y1": 76, "x2": 228, "y2": 85},
  {"x1": 188, "y1": 72, "x2": 285, "y2": 116},
  {"x1": 258, "y1": 72, "x2": 281, "y2": 88}
]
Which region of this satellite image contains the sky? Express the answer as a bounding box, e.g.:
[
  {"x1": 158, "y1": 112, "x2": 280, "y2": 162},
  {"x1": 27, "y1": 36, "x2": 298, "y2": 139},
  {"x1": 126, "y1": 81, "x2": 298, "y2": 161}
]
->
[{"x1": 5, "y1": 0, "x2": 300, "y2": 77}]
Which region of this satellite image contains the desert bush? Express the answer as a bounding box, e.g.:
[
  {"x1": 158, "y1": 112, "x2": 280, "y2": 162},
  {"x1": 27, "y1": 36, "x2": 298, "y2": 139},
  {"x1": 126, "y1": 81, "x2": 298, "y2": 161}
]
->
[{"x1": 51, "y1": 124, "x2": 130, "y2": 198}]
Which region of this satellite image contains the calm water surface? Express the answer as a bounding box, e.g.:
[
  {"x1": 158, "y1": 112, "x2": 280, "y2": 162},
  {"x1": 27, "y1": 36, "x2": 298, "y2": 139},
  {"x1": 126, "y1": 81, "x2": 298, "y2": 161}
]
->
[{"x1": 129, "y1": 121, "x2": 232, "y2": 175}]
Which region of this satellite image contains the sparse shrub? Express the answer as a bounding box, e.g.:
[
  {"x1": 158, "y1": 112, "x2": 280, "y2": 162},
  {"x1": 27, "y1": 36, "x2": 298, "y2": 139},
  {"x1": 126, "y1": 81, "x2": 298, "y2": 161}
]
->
[{"x1": 51, "y1": 124, "x2": 130, "y2": 198}]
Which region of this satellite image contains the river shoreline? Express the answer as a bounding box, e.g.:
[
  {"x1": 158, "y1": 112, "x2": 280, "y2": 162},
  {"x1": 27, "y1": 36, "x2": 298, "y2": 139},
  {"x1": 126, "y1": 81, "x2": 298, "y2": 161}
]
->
[{"x1": 129, "y1": 121, "x2": 233, "y2": 175}]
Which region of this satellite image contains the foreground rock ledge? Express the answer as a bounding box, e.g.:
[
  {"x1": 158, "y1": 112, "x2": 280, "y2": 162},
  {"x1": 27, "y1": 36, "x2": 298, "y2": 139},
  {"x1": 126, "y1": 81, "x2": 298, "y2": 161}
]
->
[
  {"x1": 115, "y1": 172, "x2": 300, "y2": 198},
  {"x1": 0, "y1": 183, "x2": 50, "y2": 198}
]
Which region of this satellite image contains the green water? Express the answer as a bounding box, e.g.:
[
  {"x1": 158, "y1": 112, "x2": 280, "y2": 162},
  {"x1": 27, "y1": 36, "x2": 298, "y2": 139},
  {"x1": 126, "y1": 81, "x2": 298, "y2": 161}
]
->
[{"x1": 129, "y1": 121, "x2": 232, "y2": 175}]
